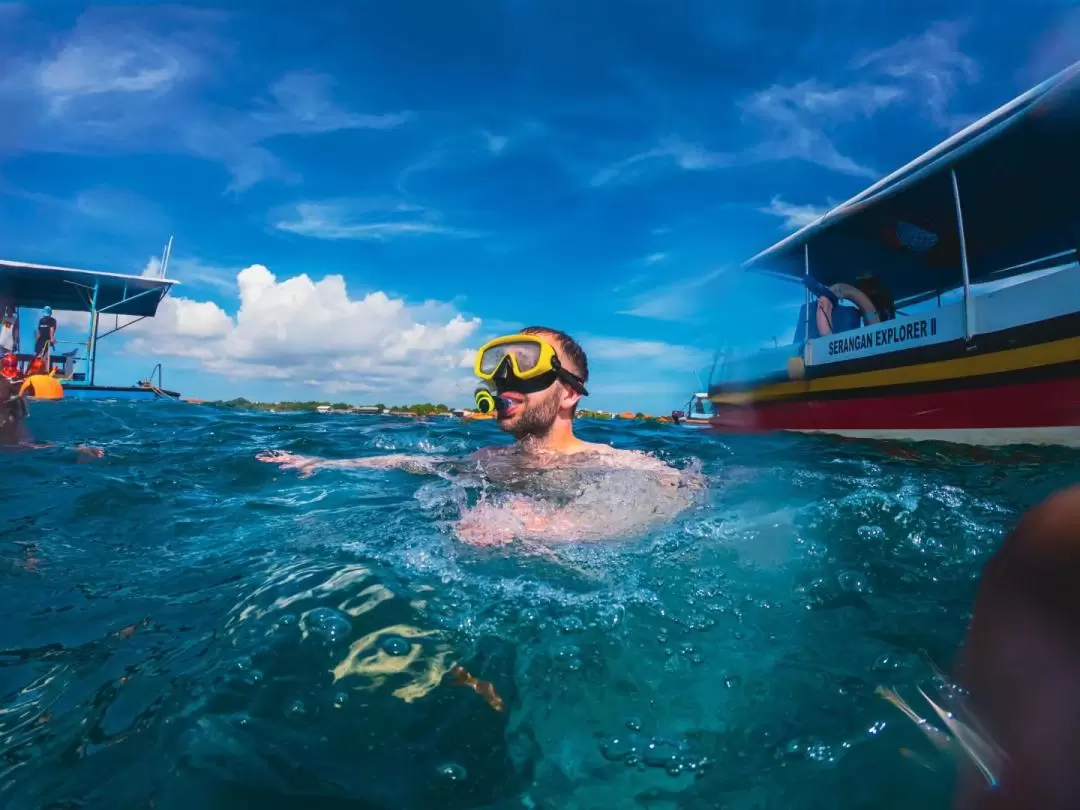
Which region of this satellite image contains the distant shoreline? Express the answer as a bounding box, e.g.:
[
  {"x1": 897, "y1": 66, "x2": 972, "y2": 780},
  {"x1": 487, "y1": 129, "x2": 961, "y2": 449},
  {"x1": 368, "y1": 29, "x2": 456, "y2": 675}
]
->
[{"x1": 205, "y1": 398, "x2": 673, "y2": 422}]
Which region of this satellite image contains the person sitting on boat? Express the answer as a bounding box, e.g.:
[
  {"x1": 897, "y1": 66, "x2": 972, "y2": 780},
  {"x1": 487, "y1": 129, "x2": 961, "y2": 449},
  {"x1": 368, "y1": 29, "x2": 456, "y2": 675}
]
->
[
  {"x1": 855, "y1": 273, "x2": 896, "y2": 322},
  {"x1": 35, "y1": 306, "x2": 56, "y2": 366},
  {"x1": 258, "y1": 327, "x2": 703, "y2": 544},
  {"x1": 19, "y1": 362, "x2": 63, "y2": 399}
]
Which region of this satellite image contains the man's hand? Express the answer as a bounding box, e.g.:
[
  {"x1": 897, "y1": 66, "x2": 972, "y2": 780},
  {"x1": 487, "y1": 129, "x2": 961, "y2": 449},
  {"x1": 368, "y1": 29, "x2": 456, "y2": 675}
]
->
[{"x1": 256, "y1": 450, "x2": 322, "y2": 478}]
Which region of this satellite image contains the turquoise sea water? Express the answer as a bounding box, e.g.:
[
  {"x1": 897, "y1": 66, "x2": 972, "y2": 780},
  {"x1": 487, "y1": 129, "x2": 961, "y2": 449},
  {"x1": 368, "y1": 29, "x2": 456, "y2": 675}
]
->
[{"x1": 1, "y1": 401, "x2": 1075, "y2": 809}]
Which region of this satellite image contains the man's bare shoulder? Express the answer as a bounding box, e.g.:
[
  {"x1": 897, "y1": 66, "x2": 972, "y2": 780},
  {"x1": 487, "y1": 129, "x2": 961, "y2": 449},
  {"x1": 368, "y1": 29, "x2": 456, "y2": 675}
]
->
[{"x1": 571, "y1": 442, "x2": 672, "y2": 470}]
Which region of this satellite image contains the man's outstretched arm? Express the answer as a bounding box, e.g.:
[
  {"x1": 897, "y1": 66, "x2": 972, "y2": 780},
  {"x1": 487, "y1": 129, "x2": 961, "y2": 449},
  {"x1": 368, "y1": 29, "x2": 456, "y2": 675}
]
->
[{"x1": 256, "y1": 449, "x2": 456, "y2": 477}]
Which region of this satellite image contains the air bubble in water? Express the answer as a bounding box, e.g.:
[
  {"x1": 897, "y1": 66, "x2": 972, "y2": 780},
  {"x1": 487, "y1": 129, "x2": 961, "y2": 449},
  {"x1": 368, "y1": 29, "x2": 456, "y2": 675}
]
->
[
  {"x1": 837, "y1": 571, "x2": 869, "y2": 594},
  {"x1": 600, "y1": 735, "x2": 637, "y2": 761},
  {"x1": 625, "y1": 717, "x2": 643, "y2": 732},
  {"x1": 300, "y1": 608, "x2": 352, "y2": 643},
  {"x1": 285, "y1": 699, "x2": 306, "y2": 718},
  {"x1": 381, "y1": 636, "x2": 412, "y2": 656},
  {"x1": 643, "y1": 739, "x2": 680, "y2": 768},
  {"x1": 595, "y1": 604, "x2": 624, "y2": 631},
  {"x1": 872, "y1": 652, "x2": 902, "y2": 672},
  {"x1": 554, "y1": 644, "x2": 582, "y2": 672},
  {"x1": 436, "y1": 762, "x2": 467, "y2": 781},
  {"x1": 558, "y1": 615, "x2": 585, "y2": 634},
  {"x1": 333, "y1": 691, "x2": 349, "y2": 709},
  {"x1": 857, "y1": 525, "x2": 885, "y2": 541},
  {"x1": 805, "y1": 741, "x2": 836, "y2": 763}
]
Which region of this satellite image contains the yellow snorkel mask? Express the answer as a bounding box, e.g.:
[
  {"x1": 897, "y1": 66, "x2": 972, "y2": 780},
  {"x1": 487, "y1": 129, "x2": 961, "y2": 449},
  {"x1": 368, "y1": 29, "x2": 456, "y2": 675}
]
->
[{"x1": 473, "y1": 333, "x2": 589, "y2": 396}]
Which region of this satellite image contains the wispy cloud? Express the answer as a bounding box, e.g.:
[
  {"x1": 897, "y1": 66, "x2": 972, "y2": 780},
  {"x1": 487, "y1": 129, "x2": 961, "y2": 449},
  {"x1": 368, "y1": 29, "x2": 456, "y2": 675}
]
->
[
  {"x1": 2, "y1": 10, "x2": 410, "y2": 192},
  {"x1": 1022, "y1": 8, "x2": 1080, "y2": 85},
  {"x1": 35, "y1": 18, "x2": 191, "y2": 115},
  {"x1": 853, "y1": 21, "x2": 979, "y2": 130},
  {"x1": 164, "y1": 256, "x2": 245, "y2": 293},
  {"x1": 482, "y1": 130, "x2": 509, "y2": 155},
  {"x1": 618, "y1": 267, "x2": 727, "y2": 322},
  {"x1": 258, "y1": 71, "x2": 410, "y2": 134},
  {"x1": 643, "y1": 252, "x2": 668, "y2": 265},
  {"x1": 273, "y1": 200, "x2": 476, "y2": 241},
  {"x1": 586, "y1": 336, "x2": 710, "y2": 370},
  {"x1": 740, "y1": 80, "x2": 902, "y2": 178},
  {"x1": 738, "y1": 21, "x2": 978, "y2": 178},
  {"x1": 758, "y1": 195, "x2": 832, "y2": 230},
  {"x1": 394, "y1": 126, "x2": 525, "y2": 195},
  {"x1": 590, "y1": 138, "x2": 733, "y2": 187}
]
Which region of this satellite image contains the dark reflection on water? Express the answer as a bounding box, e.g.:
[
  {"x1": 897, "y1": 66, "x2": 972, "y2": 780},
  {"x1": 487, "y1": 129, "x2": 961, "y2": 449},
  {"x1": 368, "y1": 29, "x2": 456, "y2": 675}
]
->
[{"x1": 1, "y1": 401, "x2": 1075, "y2": 809}]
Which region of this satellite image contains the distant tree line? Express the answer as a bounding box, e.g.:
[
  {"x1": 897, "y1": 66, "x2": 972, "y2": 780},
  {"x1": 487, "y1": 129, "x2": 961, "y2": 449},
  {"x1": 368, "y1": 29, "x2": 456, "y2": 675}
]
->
[
  {"x1": 207, "y1": 399, "x2": 664, "y2": 420},
  {"x1": 210, "y1": 398, "x2": 453, "y2": 415}
]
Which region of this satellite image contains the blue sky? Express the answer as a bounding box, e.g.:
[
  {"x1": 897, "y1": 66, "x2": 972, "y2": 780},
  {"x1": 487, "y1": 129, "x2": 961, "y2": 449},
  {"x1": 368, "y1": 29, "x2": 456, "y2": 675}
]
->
[{"x1": 1, "y1": 2, "x2": 1078, "y2": 413}]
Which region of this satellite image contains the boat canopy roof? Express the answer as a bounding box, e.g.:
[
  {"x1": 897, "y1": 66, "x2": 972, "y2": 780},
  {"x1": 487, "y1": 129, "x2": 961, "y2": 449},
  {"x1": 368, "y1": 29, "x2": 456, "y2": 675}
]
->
[
  {"x1": 0, "y1": 259, "x2": 177, "y2": 317},
  {"x1": 746, "y1": 60, "x2": 1080, "y2": 304}
]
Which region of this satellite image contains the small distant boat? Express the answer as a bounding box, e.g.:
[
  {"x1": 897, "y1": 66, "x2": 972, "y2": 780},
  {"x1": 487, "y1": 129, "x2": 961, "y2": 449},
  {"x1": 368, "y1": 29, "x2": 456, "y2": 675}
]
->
[
  {"x1": 708, "y1": 60, "x2": 1080, "y2": 447},
  {"x1": 316, "y1": 405, "x2": 331, "y2": 414},
  {"x1": 671, "y1": 393, "x2": 713, "y2": 426}
]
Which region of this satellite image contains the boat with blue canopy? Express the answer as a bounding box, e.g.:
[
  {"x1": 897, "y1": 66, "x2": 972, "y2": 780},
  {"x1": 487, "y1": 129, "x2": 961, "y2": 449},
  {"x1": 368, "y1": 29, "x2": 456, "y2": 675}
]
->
[
  {"x1": 708, "y1": 59, "x2": 1080, "y2": 446},
  {"x1": 0, "y1": 250, "x2": 182, "y2": 400}
]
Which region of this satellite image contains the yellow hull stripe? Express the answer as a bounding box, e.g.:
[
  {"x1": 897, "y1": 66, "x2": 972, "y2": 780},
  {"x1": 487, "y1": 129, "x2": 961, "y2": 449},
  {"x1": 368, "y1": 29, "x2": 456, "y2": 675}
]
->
[{"x1": 710, "y1": 336, "x2": 1080, "y2": 405}]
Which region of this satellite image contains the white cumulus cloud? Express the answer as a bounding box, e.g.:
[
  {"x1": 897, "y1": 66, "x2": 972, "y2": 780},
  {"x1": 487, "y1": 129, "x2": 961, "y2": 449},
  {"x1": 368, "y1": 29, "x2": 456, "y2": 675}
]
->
[{"x1": 124, "y1": 263, "x2": 482, "y2": 401}]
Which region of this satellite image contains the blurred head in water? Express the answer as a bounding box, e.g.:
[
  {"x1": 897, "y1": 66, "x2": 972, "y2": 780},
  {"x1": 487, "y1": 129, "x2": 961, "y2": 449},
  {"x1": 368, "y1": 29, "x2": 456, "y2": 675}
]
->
[
  {"x1": 491, "y1": 327, "x2": 589, "y2": 441},
  {"x1": 953, "y1": 486, "x2": 1080, "y2": 810}
]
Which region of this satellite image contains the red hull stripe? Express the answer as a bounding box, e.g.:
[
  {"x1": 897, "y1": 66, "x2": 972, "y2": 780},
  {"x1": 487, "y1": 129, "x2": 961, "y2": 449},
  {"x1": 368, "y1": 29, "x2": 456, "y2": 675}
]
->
[{"x1": 710, "y1": 374, "x2": 1080, "y2": 431}]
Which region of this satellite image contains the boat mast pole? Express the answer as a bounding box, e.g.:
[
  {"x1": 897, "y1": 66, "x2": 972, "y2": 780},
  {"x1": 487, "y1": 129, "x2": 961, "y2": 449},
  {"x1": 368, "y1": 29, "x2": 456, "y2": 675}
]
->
[{"x1": 951, "y1": 168, "x2": 974, "y2": 340}]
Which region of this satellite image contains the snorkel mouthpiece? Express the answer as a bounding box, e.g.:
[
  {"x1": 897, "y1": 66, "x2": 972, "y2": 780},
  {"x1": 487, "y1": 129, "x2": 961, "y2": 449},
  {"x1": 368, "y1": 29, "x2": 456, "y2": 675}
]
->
[
  {"x1": 474, "y1": 388, "x2": 516, "y2": 415},
  {"x1": 475, "y1": 388, "x2": 496, "y2": 414}
]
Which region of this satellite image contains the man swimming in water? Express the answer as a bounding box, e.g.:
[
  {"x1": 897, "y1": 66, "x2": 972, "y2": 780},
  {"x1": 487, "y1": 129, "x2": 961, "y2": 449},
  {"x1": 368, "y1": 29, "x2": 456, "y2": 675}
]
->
[{"x1": 258, "y1": 327, "x2": 701, "y2": 543}]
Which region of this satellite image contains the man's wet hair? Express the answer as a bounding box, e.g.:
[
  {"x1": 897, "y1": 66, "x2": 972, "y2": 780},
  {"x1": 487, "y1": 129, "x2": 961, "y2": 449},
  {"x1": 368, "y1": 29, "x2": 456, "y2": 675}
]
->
[{"x1": 520, "y1": 326, "x2": 589, "y2": 382}]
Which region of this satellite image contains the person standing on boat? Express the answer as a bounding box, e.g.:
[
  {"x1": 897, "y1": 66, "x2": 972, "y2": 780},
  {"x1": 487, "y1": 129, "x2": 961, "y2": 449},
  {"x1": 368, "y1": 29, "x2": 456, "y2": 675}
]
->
[
  {"x1": 35, "y1": 306, "x2": 57, "y2": 366},
  {"x1": 0, "y1": 311, "x2": 14, "y2": 355}
]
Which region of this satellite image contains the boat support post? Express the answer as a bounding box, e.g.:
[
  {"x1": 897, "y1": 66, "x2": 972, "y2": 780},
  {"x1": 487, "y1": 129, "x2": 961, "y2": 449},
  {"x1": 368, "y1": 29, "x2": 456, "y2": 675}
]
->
[
  {"x1": 803, "y1": 243, "x2": 811, "y2": 360},
  {"x1": 950, "y1": 168, "x2": 975, "y2": 341},
  {"x1": 87, "y1": 277, "x2": 99, "y2": 384}
]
